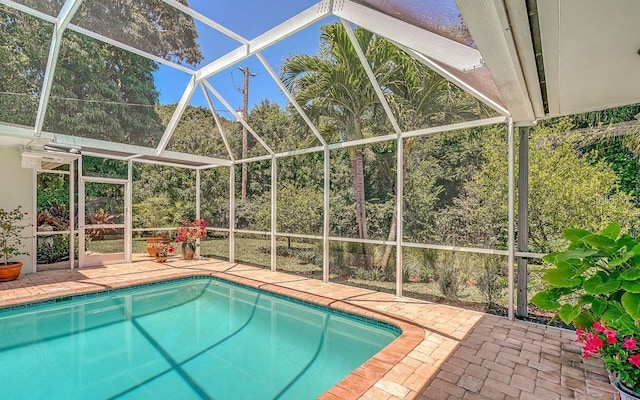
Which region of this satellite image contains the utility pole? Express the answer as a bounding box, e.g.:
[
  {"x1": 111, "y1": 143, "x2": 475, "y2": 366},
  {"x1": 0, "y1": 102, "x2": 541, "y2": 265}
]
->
[{"x1": 239, "y1": 66, "x2": 255, "y2": 201}]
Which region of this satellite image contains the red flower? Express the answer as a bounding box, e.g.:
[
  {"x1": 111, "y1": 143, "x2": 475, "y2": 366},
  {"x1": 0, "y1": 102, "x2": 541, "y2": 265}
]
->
[
  {"x1": 625, "y1": 338, "x2": 638, "y2": 351},
  {"x1": 629, "y1": 354, "x2": 640, "y2": 367},
  {"x1": 583, "y1": 333, "x2": 604, "y2": 354},
  {"x1": 604, "y1": 329, "x2": 617, "y2": 345},
  {"x1": 592, "y1": 321, "x2": 606, "y2": 333}
]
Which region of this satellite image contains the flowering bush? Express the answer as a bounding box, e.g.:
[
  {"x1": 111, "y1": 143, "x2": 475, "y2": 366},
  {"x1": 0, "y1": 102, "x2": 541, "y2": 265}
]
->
[
  {"x1": 152, "y1": 242, "x2": 174, "y2": 256},
  {"x1": 0, "y1": 206, "x2": 30, "y2": 265},
  {"x1": 577, "y1": 321, "x2": 640, "y2": 392},
  {"x1": 175, "y1": 218, "x2": 207, "y2": 243}
]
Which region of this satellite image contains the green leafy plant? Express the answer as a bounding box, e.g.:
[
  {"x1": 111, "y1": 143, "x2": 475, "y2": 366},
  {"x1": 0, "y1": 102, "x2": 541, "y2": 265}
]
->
[
  {"x1": 0, "y1": 206, "x2": 30, "y2": 265},
  {"x1": 531, "y1": 222, "x2": 640, "y2": 330}
]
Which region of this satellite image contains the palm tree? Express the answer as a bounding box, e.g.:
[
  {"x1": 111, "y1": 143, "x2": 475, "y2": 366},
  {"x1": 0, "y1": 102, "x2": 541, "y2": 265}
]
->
[
  {"x1": 282, "y1": 22, "x2": 391, "y2": 268},
  {"x1": 282, "y1": 22, "x2": 487, "y2": 271}
]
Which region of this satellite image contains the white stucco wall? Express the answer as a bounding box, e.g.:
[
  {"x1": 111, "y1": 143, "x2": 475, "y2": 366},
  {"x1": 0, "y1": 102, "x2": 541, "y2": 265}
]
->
[{"x1": 0, "y1": 146, "x2": 34, "y2": 274}]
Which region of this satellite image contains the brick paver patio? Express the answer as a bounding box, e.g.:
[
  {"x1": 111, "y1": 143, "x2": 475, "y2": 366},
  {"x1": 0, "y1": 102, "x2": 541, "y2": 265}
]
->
[{"x1": 0, "y1": 258, "x2": 618, "y2": 399}]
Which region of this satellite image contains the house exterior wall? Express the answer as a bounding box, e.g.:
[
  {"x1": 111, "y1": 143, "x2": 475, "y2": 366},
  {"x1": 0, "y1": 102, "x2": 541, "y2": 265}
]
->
[{"x1": 0, "y1": 146, "x2": 34, "y2": 274}]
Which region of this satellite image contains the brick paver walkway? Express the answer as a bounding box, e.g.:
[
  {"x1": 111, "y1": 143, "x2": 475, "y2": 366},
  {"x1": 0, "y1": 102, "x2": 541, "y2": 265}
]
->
[{"x1": 0, "y1": 258, "x2": 618, "y2": 399}]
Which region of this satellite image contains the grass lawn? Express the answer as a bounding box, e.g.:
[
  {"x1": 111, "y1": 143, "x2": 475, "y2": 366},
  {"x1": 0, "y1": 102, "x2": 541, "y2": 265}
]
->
[{"x1": 83, "y1": 236, "x2": 505, "y2": 311}]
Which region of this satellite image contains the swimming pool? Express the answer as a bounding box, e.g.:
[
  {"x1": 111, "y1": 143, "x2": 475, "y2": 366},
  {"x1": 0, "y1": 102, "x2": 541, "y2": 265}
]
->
[{"x1": 0, "y1": 277, "x2": 399, "y2": 399}]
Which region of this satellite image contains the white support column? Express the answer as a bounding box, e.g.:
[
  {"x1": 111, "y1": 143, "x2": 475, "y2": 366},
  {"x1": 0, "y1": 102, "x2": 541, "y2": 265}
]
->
[
  {"x1": 196, "y1": 169, "x2": 201, "y2": 258},
  {"x1": 78, "y1": 156, "x2": 85, "y2": 268},
  {"x1": 323, "y1": 147, "x2": 330, "y2": 282},
  {"x1": 31, "y1": 169, "x2": 37, "y2": 272},
  {"x1": 125, "y1": 160, "x2": 132, "y2": 263},
  {"x1": 70, "y1": 160, "x2": 75, "y2": 269},
  {"x1": 270, "y1": 156, "x2": 277, "y2": 272},
  {"x1": 507, "y1": 118, "x2": 516, "y2": 320},
  {"x1": 395, "y1": 134, "x2": 404, "y2": 296},
  {"x1": 229, "y1": 165, "x2": 235, "y2": 263}
]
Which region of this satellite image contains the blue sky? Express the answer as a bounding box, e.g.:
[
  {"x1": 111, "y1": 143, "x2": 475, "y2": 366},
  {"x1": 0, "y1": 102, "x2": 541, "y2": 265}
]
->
[
  {"x1": 154, "y1": 0, "x2": 466, "y2": 115},
  {"x1": 155, "y1": 0, "x2": 326, "y2": 113}
]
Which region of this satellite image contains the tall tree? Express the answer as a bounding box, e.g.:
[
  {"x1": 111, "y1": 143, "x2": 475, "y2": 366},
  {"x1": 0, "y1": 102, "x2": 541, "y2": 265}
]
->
[
  {"x1": 282, "y1": 23, "x2": 390, "y2": 267},
  {"x1": 0, "y1": 1, "x2": 203, "y2": 146}
]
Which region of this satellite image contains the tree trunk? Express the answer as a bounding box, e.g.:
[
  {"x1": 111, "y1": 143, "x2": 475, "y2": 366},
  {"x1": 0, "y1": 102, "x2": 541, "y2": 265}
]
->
[
  {"x1": 380, "y1": 139, "x2": 412, "y2": 270},
  {"x1": 350, "y1": 147, "x2": 371, "y2": 268}
]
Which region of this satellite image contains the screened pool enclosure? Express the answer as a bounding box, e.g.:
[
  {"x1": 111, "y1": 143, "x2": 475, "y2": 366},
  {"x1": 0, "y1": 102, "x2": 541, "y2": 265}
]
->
[{"x1": 2, "y1": 0, "x2": 640, "y2": 321}]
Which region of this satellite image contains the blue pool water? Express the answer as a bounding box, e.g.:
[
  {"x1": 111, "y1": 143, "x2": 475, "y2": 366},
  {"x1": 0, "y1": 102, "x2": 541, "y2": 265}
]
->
[{"x1": 0, "y1": 278, "x2": 399, "y2": 399}]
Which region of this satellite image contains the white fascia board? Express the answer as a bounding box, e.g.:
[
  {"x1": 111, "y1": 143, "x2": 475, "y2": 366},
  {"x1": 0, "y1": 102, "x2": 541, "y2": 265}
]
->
[
  {"x1": 69, "y1": 24, "x2": 195, "y2": 75},
  {"x1": 504, "y1": 0, "x2": 545, "y2": 119},
  {"x1": 53, "y1": 134, "x2": 232, "y2": 166},
  {"x1": 456, "y1": 0, "x2": 535, "y2": 122},
  {"x1": 249, "y1": 1, "x2": 331, "y2": 53},
  {"x1": 202, "y1": 81, "x2": 275, "y2": 155},
  {"x1": 335, "y1": 0, "x2": 483, "y2": 72},
  {"x1": 200, "y1": 83, "x2": 235, "y2": 161},
  {"x1": 157, "y1": 76, "x2": 197, "y2": 154},
  {"x1": 0, "y1": 0, "x2": 57, "y2": 23},
  {"x1": 161, "y1": 0, "x2": 249, "y2": 45},
  {"x1": 196, "y1": 45, "x2": 249, "y2": 81},
  {"x1": 535, "y1": 0, "x2": 559, "y2": 116},
  {"x1": 340, "y1": 19, "x2": 402, "y2": 135},
  {"x1": 255, "y1": 52, "x2": 327, "y2": 146},
  {"x1": 400, "y1": 45, "x2": 510, "y2": 117}
]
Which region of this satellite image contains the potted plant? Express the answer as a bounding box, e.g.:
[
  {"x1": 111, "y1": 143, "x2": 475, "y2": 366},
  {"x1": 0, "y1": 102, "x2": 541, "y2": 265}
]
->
[
  {"x1": 532, "y1": 222, "x2": 640, "y2": 397},
  {"x1": 151, "y1": 242, "x2": 174, "y2": 263},
  {"x1": 145, "y1": 232, "x2": 170, "y2": 257},
  {"x1": 175, "y1": 218, "x2": 207, "y2": 260},
  {"x1": 0, "y1": 206, "x2": 30, "y2": 282},
  {"x1": 576, "y1": 321, "x2": 640, "y2": 398}
]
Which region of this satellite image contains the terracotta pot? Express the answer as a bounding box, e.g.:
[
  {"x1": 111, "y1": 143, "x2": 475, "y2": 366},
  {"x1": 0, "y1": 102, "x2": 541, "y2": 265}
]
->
[
  {"x1": 146, "y1": 237, "x2": 169, "y2": 257},
  {"x1": 0, "y1": 262, "x2": 22, "y2": 282},
  {"x1": 182, "y1": 242, "x2": 196, "y2": 260},
  {"x1": 154, "y1": 253, "x2": 168, "y2": 263}
]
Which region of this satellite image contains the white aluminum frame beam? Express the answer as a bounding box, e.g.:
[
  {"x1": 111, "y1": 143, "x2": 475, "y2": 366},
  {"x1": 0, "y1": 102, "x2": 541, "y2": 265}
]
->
[
  {"x1": 196, "y1": 0, "x2": 332, "y2": 80},
  {"x1": 0, "y1": 0, "x2": 56, "y2": 23},
  {"x1": 161, "y1": 0, "x2": 249, "y2": 45},
  {"x1": 340, "y1": 19, "x2": 402, "y2": 135},
  {"x1": 255, "y1": 52, "x2": 327, "y2": 146},
  {"x1": 203, "y1": 81, "x2": 274, "y2": 155},
  {"x1": 69, "y1": 24, "x2": 195, "y2": 74},
  {"x1": 54, "y1": 133, "x2": 232, "y2": 167},
  {"x1": 334, "y1": 0, "x2": 483, "y2": 72},
  {"x1": 34, "y1": 0, "x2": 84, "y2": 135},
  {"x1": 157, "y1": 76, "x2": 197, "y2": 154},
  {"x1": 200, "y1": 83, "x2": 235, "y2": 160}
]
